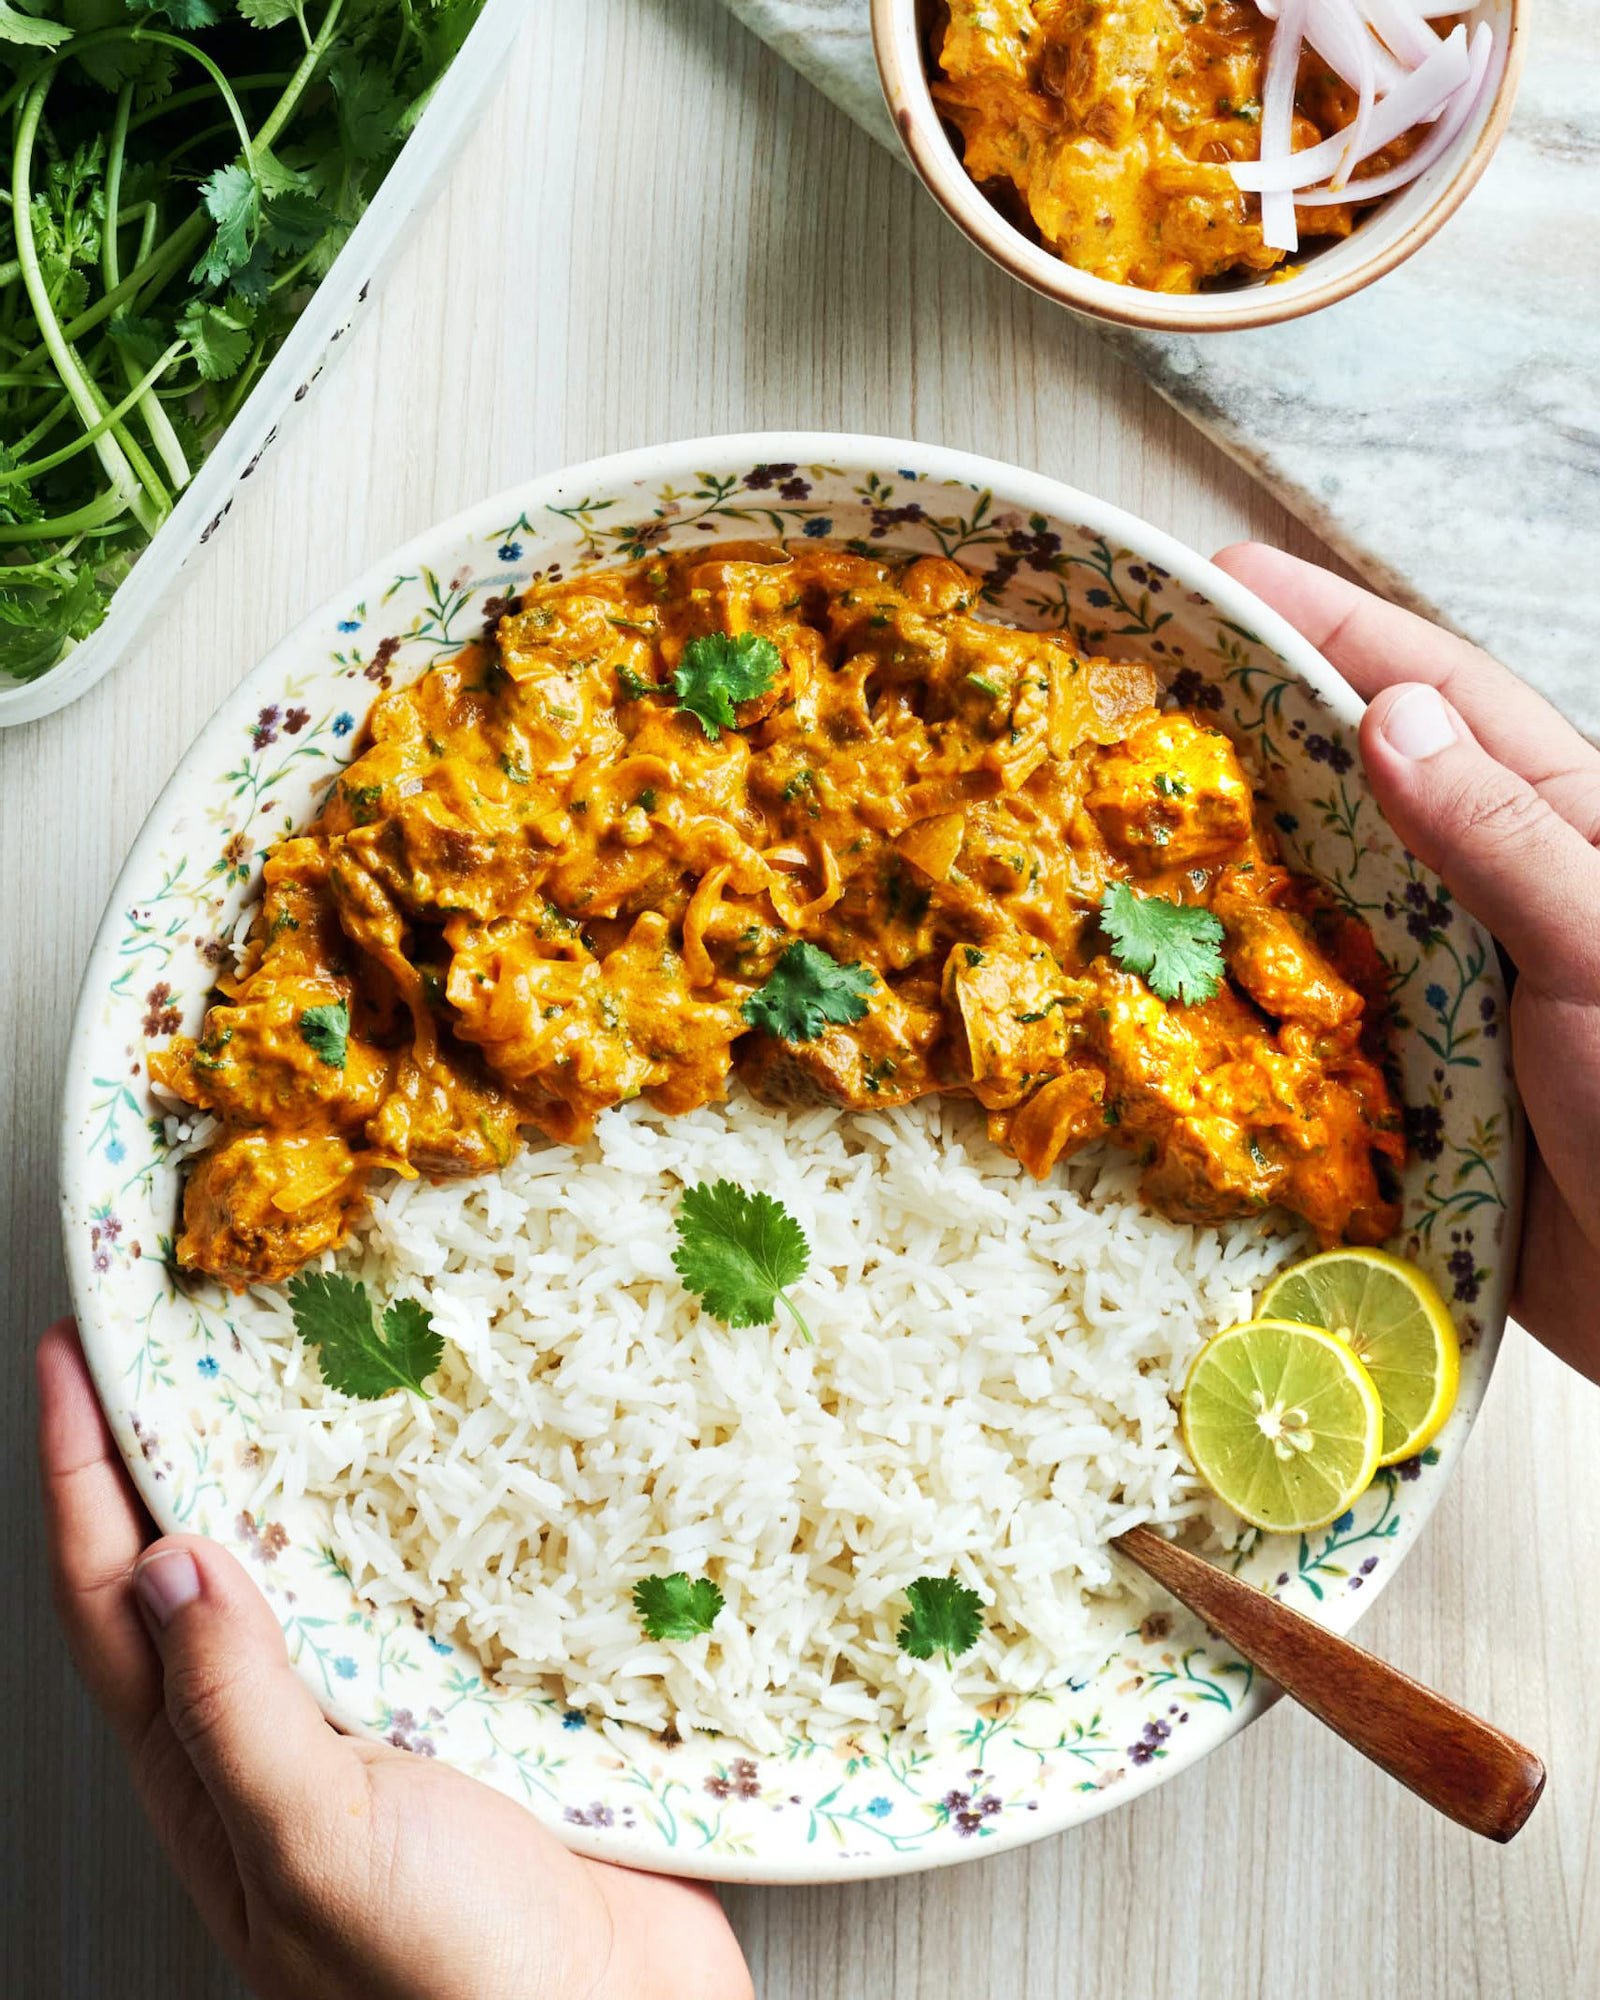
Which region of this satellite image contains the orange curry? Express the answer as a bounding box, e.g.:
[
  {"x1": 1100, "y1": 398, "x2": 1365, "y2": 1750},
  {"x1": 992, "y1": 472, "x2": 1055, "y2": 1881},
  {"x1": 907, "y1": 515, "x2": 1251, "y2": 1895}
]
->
[
  {"x1": 930, "y1": 0, "x2": 1425, "y2": 290},
  {"x1": 154, "y1": 542, "x2": 1403, "y2": 1289}
]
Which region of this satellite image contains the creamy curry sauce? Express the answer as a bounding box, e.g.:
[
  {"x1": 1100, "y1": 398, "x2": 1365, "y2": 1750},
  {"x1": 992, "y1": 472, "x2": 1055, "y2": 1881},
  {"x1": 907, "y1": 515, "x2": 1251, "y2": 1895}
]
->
[
  {"x1": 155, "y1": 541, "x2": 1404, "y2": 1289},
  {"x1": 930, "y1": 0, "x2": 1428, "y2": 291}
]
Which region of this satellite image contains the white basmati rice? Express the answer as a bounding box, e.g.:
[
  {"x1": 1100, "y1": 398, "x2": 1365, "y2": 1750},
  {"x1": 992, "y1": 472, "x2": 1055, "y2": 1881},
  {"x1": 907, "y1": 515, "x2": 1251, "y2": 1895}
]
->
[{"x1": 244, "y1": 1088, "x2": 1302, "y2": 1752}]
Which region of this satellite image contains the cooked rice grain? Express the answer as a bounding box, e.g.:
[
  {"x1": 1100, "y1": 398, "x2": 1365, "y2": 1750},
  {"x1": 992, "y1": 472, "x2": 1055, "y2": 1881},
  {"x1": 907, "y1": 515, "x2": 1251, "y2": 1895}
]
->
[{"x1": 245, "y1": 1089, "x2": 1300, "y2": 1750}]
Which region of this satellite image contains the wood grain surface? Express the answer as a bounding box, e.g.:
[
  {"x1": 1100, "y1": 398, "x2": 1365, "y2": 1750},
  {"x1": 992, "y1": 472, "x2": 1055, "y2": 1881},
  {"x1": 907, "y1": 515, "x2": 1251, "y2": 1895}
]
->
[{"x1": 1, "y1": 6, "x2": 1593, "y2": 1996}]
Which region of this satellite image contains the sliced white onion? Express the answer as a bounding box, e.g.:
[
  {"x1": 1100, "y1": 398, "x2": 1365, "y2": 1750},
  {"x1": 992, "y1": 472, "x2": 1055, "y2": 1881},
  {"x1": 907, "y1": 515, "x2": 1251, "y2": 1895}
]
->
[
  {"x1": 1257, "y1": 0, "x2": 1315, "y2": 251},
  {"x1": 1306, "y1": 0, "x2": 1406, "y2": 101},
  {"x1": 1325, "y1": 0, "x2": 1379, "y2": 187},
  {"x1": 1356, "y1": 0, "x2": 1443, "y2": 66},
  {"x1": 1291, "y1": 20, "x2": 1495, "y2": 205},
  {"x1": 1231, "y1": 23, "x2": 1470, "y2": 193}
]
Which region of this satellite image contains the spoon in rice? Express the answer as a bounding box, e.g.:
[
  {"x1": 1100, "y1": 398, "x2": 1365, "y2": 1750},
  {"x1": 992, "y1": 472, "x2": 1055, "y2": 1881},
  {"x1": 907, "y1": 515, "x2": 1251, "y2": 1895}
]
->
[{"x1": 1113, "y1": 1525, "x2": 1544, "y2": 1841}]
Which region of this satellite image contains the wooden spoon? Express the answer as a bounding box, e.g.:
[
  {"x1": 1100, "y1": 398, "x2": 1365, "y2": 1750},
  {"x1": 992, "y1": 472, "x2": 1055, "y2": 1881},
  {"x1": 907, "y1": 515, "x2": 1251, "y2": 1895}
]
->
[{"x1": 1114, "y1": 1523, "x2": 1545, "y2": 1841}]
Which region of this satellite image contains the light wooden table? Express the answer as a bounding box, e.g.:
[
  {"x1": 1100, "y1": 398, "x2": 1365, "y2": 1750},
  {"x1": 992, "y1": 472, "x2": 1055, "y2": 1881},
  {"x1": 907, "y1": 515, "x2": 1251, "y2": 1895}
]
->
[{"x1": 2, "y1": 6, "x2": 1592, "y2": 1995}]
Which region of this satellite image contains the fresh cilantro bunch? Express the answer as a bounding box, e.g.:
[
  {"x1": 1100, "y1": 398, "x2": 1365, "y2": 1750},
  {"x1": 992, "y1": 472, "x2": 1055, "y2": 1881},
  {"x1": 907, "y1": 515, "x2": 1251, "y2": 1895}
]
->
[
  {"x1": 0, "y1": 0, "x2": 489, "y2": 688},
  {"x1": 1099, "y1": 880, "x2": 1226, "y2": 1006}
]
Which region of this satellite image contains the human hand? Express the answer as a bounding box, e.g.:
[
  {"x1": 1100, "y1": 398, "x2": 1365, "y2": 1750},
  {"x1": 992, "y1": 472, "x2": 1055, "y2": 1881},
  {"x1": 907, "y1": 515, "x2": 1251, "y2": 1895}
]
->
[
  {"x1": 1214, "y1": 544, "x2": 1600, "y2": 1382},
  {"x1": 36, "y1": 1318, "x2": 752, "y2": 2000}
]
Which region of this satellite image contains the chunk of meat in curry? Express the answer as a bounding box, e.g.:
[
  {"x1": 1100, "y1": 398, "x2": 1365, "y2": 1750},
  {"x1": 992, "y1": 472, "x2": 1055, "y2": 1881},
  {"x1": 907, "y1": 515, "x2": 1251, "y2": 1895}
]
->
[
  {"x1": 929, "y1": 0, "x2": 1433, "y2": 291},
  {"x1": 152, "y1": 542, "x2": 1404, "y2": 1288}
]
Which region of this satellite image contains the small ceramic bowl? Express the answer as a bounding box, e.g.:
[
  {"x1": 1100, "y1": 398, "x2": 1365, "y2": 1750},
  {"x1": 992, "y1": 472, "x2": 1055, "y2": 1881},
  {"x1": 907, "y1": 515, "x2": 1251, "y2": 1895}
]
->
[
  {"x1": 872, "y1": 0, "x2": 1524, "y2": 333},
  {"x1": 62, "y1": 434, "x2": 1517, "y2": 1882}
]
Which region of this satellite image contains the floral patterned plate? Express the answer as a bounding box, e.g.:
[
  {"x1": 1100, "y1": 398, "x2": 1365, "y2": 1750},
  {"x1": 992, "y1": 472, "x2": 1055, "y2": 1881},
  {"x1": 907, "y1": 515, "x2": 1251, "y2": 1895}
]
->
[{"x1": 61, "y1": 435, "x2": 1519, "y2": 1883}]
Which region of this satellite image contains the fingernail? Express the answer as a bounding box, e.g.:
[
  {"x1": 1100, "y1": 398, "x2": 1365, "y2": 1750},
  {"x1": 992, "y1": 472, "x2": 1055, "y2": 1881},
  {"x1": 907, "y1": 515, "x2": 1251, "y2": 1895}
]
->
[
  {"x1": 1382, "y1": 685, "x2": 1456, "y2": 761},
  {"x1": 135, "y1": 1549, "x2": 201, "y2": 1627}
]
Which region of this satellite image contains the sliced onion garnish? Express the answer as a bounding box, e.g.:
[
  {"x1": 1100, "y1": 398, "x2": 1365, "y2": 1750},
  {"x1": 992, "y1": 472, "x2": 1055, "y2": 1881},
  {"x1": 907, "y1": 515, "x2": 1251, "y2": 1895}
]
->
[
  {"x1": 1326, "y1": 0, "x2": 1379, "y2": 188},
  {"x1": 1355, "y1": 0, "x2": 1442, "y2": 67},
  {"x1": 1293, "y1": 20, "x2": 1495, "y2": 205},
  {"x1": 1306, "y1": 0, "x2": 1406, "y2": 102},
  {"x1": 1232, "y1": 22, "x2": 1472, "y2": 196},
  {"x1": 1257, "y1": 0, "x2": 1315, "y2": 252}
]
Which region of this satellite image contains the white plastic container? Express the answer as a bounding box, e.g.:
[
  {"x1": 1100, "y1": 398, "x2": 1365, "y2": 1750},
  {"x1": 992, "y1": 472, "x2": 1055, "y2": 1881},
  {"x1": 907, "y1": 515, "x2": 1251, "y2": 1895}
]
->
[{"x1": 0, "y1": 0, "x2": 525, "y2": 728}]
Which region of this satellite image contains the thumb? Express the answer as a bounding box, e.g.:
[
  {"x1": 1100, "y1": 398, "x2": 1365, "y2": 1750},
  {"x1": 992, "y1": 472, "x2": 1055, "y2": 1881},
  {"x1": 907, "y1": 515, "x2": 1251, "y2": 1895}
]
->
[
  {"x1": 133, "y1": 1536, "x2": 359, "y2": 1865},
  {"x1": 1360, "y1": 683, "x2": 1600, "y2": 996}
]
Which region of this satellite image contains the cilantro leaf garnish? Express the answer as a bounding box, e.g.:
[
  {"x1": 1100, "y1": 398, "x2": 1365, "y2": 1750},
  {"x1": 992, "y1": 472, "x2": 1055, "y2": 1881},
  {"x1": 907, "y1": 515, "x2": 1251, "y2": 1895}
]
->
[
  {"x1": 672, "y1": 631, "x2": 782, "y2": 738},
  {"x1": 897, "y1": 1575, "x2": 985, "y2": 1664},
  {"x1": 632, "y1": 1572, "x2": 726, "y2": 1642},
  {"x1": 297, "y1": 1000, "x2": 350, "y2": 1069},
  {"x1": 1099, "y1": 882, "x2": 1225, "y2": 1006},
  {"x1": 285, "y1": 1272, "x2": 443, "y2": 1400},
  {"x1": 742, "y1": 941, "x2": 875, "y2": 1042},
  {"x1": 672, "y1": 1180, "x2": 813, "y2": 1342}
]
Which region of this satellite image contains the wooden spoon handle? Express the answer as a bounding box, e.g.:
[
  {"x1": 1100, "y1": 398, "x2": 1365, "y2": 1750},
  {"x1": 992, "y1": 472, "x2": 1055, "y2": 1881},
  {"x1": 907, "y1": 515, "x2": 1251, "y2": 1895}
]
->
[{"x1": 1114, "y1": 1523, "x2": 1545, "y2": 1841}]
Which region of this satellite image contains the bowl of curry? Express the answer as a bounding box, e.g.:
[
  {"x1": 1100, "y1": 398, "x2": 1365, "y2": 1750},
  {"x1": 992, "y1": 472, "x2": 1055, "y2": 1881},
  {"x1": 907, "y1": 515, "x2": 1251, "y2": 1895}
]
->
[
  {"x1": 61, "y1": 434, "x2": 1518, "y2": 1879},
  {"x1": 873, "y1": 0, "x2": 1524, "y2": 331}
]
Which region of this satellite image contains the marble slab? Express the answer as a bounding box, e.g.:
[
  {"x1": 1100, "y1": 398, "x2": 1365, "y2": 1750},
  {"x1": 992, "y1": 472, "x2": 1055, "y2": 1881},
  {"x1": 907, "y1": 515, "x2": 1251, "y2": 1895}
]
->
[{"x1": 719, "y1": 0, "x2": 1600, "y2": 727}]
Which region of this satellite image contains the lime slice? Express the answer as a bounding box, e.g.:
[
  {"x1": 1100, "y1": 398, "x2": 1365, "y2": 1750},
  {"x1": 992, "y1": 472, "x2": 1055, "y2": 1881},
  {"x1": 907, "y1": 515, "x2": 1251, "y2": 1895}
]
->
[
  {"x1": 1180, "y1": 1319, "x2": 1384, "y2": 1534},
  {"x1": 1258, "y1": 1248, "x2": 1460, "y2": 1466}
]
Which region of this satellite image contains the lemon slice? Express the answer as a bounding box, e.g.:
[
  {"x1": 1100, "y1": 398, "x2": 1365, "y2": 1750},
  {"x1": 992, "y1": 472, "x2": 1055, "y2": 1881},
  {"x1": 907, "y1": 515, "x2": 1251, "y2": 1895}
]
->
[
  {"x1": 1180, "y1": 1319, "x2": 1384, "y2": 1534},
  {"x1": 1258, "y1": 1248, "x2": 1460, "y2": 1466}
]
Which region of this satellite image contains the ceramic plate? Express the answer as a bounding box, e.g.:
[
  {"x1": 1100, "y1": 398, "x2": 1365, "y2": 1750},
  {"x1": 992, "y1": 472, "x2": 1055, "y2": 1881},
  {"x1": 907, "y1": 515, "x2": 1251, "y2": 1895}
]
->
[{"x1": 61, "y1": 434, "x2": 1519, "y2": 1883}]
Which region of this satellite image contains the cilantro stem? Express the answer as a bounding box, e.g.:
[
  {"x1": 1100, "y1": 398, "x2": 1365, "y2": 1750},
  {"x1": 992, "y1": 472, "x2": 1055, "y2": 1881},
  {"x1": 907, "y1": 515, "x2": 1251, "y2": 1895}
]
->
[
  {"x1": 776, "y1": 1290, "x2": 815, "y2": 1345},
  {"x1": 0, "y1": 343, "x2": 183, "y2": 485},
  {"x1": 79, "y1": 365, "x2": 172, "y2": 516},
  {"x1": 117, "y1": 203, "x2": 158, "y2": 260},
  {"x1": 0, "y1": 483, "x2": 133, "y2": 545},
  {"x1": 10, "y1": 78, "x2": 162, "y2": 538},
  {"x1": 0, "y1": 23, "x2": 155, "y2": 122},
  {"x1": 103, "y1": 86, "x2": 191, "y2": 496},
  {"x1": 268, "y1": 245, "x2": 324, "y2": 297},
  {"x1": 11, "y1": 392, "x2": 73, "y2": 456},
  {"x1": 60, "y1": 221, "x2": 208, "y2": 347},
  {"x1": 127, "y1": 76, "x2": 298, "y2": 137},
  {"x1": 126, "y1": 31, "x2": 257, "y2": 162},
  {"x1": 215, "y1": 340, "x2": 271, "y2": 427},
  {"x1": 257, "y1": 0, "x2": 350, "y2": 156},
  {"x1": 0, "y1": 542, "x2": 84, "y2": 582}
]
